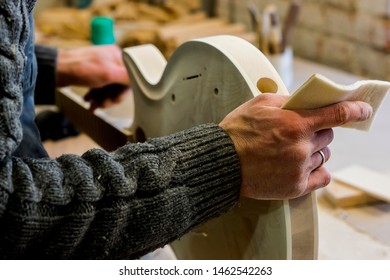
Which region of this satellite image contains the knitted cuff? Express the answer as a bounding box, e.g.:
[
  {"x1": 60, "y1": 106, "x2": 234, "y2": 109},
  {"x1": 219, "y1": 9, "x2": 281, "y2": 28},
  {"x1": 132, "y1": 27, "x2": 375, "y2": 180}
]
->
[{"x1": 171, "y1": 123, "x2": 241, "y2": 225}]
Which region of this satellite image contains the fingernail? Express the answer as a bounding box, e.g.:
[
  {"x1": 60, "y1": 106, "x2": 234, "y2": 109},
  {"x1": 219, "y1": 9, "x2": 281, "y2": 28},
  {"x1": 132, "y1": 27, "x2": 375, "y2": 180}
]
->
[{"x1": 362, "y1": 103, "x2": 373, "y2": 120}]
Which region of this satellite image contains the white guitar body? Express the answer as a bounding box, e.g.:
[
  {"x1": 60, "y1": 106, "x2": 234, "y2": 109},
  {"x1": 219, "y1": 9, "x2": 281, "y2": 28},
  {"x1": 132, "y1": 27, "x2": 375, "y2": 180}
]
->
[{"x1": 122, "y1": 35, "x2": 318, "y2": 259}]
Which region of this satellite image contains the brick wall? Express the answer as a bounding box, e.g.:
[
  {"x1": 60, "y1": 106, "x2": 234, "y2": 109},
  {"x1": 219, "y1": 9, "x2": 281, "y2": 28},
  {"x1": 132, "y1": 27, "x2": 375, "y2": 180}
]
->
[{"x1": 216, "y1": 0, "x2": 390, "y2": 81}]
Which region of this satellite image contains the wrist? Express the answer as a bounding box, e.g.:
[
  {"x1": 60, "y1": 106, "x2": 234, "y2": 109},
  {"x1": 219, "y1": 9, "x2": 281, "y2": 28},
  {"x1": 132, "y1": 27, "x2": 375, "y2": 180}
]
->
[{"x1": 56, "y1": 48, "x2": 78, "y2": 87}]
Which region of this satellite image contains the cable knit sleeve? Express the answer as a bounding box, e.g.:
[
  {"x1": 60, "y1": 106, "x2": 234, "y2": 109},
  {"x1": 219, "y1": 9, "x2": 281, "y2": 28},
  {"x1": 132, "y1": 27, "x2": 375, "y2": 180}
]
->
[
  {"x1": 2, "y1": 124, "x2": 241, "y2": 259},
  {"x1": 0, "y1": 0, "x2": 28, "y2": 159},
  {"x1": 0, "y1": 1, "x2": 241, "y2": 259}
]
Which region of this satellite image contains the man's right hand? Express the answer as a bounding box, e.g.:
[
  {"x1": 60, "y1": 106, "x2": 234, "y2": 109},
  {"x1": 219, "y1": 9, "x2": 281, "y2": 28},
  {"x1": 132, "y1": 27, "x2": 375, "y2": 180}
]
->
[{"x1": 219, "y1": 93, "x2": 373, "y2": 200}]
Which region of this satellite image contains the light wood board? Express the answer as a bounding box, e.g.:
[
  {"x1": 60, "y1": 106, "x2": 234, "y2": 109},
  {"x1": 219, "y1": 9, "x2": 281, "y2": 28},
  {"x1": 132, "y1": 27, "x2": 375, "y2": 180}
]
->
[
  {"x1": 324, "y1": 179, "x2": 379, "y2": 207},
  {"x1": 333, "y1": 165, "x2": 390, "y2": 203}
]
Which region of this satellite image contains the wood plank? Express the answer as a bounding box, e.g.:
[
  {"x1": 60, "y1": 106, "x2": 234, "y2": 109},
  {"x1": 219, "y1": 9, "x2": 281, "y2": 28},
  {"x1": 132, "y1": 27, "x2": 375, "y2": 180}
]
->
[
  {"x1": 157, "y1": 18, "x2": 227, "y2": 42},
  {"x1": 323, "y1": 179, "x2": 379, "y2": 207},
  {"x1": 55, "y1": 87, "x2": 134, "y2": 151},
  {"x1": 162, "y1": 23, "x2": 248, "y2": 57},
  {"x1": 332, "y1": 165, "x2": 390, "y2": 203}
]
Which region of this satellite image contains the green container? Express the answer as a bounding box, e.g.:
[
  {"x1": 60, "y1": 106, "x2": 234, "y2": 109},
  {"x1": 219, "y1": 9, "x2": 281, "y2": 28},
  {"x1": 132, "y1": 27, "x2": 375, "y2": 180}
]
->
[{"x1": 91, "y1": 17, "x2": 115, "y2": 45}]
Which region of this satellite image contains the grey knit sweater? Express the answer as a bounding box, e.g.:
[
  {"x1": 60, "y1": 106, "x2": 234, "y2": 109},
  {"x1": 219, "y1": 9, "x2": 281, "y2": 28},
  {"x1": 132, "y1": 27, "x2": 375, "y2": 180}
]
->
[{"x1": 0, "y1": 1, "x2": 241, "y2": 259}]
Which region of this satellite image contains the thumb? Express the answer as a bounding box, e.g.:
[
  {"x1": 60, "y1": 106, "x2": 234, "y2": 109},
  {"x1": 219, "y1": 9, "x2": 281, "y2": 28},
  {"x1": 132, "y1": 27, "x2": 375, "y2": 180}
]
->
[{"x1": 305, "y1": 101, "x2": 373, "y2": 130}]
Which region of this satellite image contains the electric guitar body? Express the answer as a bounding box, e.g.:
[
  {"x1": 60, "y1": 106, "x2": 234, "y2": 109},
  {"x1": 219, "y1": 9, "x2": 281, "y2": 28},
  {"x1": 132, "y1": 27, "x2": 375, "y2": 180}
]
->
[{"x1": 123, "y1": 35, "x2": 318, "y2": 260}]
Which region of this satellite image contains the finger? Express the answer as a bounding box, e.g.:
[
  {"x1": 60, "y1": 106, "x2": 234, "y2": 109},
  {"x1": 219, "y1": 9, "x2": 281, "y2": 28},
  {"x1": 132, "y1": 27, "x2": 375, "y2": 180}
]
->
[
  {"x1": 311, "y1": 128, "x2": 334, "y2": 152},
  {"x1": 307, "y1": 167, "x2": 331, "y2": 193},
  {"x1": 88, "y1": 99, "x2": 115, "y2": 111},
  {"x1": 110, "y1": 67, "x2": 131, "y2": 85},
  {"x1": 84, "y1": 88, "x2": 104, "y2": 103},
  {"x1": 111, "y1": 88, "x2": 132, "y2": 103},
  {"x1": 310, "y1": 147, "x2": 331, "y2": 171},
  {"x1": 88, "y1": 100, "x2": 99, "y2": 112},
  {"x1": 84, "y1": 84, "x2": 129, "y2": 102},
  {"x1": 100, "y1": 99, "x2": 115, "y2": 108},
  {"x1": 305, "y1": 101, "x2": 373, "y2": 130}
]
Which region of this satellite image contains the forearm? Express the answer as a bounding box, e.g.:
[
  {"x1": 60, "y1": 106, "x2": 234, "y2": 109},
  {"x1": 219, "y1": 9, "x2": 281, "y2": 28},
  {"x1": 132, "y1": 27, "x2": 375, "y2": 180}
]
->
[{"x1": 0, "y1": 123, "x2": 240, "y2": 259}]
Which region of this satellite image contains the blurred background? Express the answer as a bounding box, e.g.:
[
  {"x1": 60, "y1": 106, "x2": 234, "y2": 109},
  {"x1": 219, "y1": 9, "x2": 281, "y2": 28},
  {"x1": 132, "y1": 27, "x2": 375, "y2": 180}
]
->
[
  {"x1": 33, "y1": 0, "x2": 390, "y2": 260},
  {"x1": 34, "y1": 0, "x2": 390, "y2": 81}
]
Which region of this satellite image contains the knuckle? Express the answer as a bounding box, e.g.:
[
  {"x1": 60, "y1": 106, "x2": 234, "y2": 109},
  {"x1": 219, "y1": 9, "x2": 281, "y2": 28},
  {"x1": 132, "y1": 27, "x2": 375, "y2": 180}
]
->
[
  {"x1": 256, "y1": 93, "x2": 277, "y2": 105},
  {"x1": 295, "y1": 146, "x2": 310, "y2": 162},
  {"x1": 334, "y1": 104, "x2": 351, "y2": 124}
]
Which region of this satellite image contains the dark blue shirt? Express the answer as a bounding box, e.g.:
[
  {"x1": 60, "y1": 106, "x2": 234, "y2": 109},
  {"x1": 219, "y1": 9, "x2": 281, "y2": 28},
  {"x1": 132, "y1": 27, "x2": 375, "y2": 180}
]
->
[{"x1": 12, "y1": 13, "x2": 48, "y2": 158}]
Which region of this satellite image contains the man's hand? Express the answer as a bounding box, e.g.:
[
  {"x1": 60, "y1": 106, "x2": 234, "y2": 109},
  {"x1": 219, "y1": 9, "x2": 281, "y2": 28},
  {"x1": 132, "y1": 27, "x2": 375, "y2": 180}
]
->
[
  {"x1": 56, "y1": 45, "x2": 130, "y2": 88},
  {"x1": 219, "y1": 93, "x2": 373, "y2": 200},
  {"x1": 56, "y1": 45, "x2": 131, "y2": 111}
]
